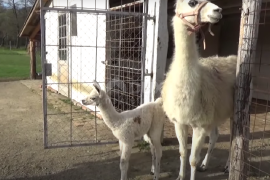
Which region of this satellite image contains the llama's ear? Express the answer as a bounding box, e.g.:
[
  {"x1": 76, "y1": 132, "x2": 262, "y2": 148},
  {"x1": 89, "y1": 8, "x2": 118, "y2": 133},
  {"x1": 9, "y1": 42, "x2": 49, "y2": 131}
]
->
[{"x1": 92, "y1": 80, "x2": 101, "y2": 94}]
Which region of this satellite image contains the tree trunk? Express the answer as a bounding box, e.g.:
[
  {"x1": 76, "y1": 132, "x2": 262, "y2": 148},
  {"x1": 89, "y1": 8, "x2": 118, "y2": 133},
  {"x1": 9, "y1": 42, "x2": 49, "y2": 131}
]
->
[{"x1": 11, "y1": 0, "x2": 20, "y2": 48}]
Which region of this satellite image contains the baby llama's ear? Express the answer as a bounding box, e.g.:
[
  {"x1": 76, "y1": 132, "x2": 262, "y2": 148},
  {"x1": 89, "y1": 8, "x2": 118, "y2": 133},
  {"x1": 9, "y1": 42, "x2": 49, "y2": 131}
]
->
[{"x1": 92, "y1": 80, "x2": 101, "y2": 94}]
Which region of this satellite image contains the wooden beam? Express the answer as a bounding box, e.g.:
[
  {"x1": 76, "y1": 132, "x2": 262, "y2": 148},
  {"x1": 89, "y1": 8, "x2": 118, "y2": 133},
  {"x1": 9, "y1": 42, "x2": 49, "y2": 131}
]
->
[
  {"x1": 228, "y1": 1, "x2": 262, "y2": 180},
  {"x1": 30, "y1": 22, "x2": 40, "y2": 40},
  {"x1": 29, "y1": 40, "x2": 37, "y2": 79}
]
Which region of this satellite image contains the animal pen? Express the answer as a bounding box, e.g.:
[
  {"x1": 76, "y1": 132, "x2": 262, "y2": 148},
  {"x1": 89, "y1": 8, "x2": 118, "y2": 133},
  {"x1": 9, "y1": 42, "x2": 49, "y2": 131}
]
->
[{"x1": 39, "y1": 0, "x2": 270, "y2": 179}]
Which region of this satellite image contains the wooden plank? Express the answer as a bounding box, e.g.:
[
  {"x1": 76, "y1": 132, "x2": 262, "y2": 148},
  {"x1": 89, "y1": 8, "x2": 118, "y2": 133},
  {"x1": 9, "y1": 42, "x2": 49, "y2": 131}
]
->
[
  {"x1": 29, "y1": 40, "x2": 37, "y2": 79},
  {"x1": 30, "y1": 22, "x2": 40, "y2": 39},
  {"x1": 228, "y1": 1, "x2": 262, "y2": 180},
  {"x1": 151, "y1": 0, "x2": 168, "y2": 100},
  {"x1": 144, "y1": 0, "x2": 168, "y2": 103}
]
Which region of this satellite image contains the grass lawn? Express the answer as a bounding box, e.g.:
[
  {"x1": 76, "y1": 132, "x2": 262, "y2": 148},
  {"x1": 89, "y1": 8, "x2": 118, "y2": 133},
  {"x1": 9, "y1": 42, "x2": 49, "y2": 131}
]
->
[{"x1": 0, "y1": 48, "x2": 42, "y2": 81}]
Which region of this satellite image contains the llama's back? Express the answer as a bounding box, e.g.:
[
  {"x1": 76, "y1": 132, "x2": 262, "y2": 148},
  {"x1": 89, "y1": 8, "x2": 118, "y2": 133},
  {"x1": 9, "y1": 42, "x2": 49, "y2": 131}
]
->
[{"x1": 200, "y1": 55, "x2": 237, "y2": 126}]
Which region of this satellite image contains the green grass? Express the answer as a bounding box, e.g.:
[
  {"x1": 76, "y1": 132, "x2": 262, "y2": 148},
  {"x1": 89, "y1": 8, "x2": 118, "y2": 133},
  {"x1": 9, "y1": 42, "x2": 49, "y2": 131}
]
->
[{"x1": 0, "y1": 48, "x2": 42, "y2": 80}]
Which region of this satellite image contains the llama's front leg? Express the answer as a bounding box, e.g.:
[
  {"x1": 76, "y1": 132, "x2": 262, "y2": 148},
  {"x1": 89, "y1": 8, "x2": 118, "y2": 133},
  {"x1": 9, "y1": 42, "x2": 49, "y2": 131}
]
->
[
  {"x1": 190, "y1": 127, "x2": 207, "y2": 180},
  {"x1": 119, "y1": 143, "x2": 132, "y2": 180},
  {"x1": 198, "y1": 127, "x2": 219, "y2": 172},
  {"x1": 175, "y1": 123, "x2": 188, "y2": 180}
]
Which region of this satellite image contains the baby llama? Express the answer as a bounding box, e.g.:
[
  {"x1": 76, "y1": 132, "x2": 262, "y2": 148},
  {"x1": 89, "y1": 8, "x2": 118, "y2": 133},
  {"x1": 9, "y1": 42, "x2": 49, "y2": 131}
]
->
[{"x1": 82, "y1": 80, "x2": 166, "y2": 180}]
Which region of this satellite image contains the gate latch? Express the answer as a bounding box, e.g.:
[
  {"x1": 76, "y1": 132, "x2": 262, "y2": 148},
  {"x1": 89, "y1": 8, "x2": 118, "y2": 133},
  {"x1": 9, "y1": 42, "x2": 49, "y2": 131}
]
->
[{"x1": 45, "y1": 63, "x2": 52, "y2": 76}]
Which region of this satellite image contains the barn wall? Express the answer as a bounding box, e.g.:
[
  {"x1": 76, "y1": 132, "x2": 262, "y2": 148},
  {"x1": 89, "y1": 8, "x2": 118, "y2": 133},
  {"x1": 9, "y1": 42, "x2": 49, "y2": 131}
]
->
[
  {"x1": 45, "y1": 8, "x2": 59, "y2": 92},
  {"x1": 45, "y1": 0, "x2": 107, "y2": 112}
]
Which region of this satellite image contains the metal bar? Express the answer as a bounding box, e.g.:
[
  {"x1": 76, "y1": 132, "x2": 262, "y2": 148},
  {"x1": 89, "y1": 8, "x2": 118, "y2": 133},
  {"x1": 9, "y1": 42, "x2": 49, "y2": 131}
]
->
[
  {"x1": 41, "y1": 7, "x2": 150, "y2": 17},
  {"x1": 94, "y1": 10, "x2": 99, "y2": 143},
  {"x1": 46, "y1": 141, "x2": 118, "y2": 149},
  {"x1": 110, "y1": 1, "x2": 143, "y2": 11},
  {"x1": 69, "y1": 11, "x2": 74, "y2": 146},
  {"x1": 40, "y1": 0, "x2": 48, "y2": 149},
  {"x1": 140, "y1": 0, "x2": 148, "y2": 104}
]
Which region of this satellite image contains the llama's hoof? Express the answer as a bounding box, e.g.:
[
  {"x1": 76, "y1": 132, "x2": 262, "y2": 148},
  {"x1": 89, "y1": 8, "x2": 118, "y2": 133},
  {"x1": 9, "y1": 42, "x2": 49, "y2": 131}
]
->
[
  {"x1": 175, "y1": 176, "x2": 184, "y2": 180},
  {"x1": 222, "y1": 166, "x2": 230, "y2": 174},
  {"x1": 150, "y1": 171, "x2": 154, "y2": 175},
  {"x1": 197, "y1": 165, "x2": 207, "y2": 172}
]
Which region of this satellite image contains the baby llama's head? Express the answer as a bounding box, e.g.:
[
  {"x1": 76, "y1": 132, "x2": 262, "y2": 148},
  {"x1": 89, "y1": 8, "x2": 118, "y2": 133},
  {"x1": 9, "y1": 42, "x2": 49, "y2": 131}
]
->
[{"x1": 82, "y1": 80, "x2": 103, "y2": 106}]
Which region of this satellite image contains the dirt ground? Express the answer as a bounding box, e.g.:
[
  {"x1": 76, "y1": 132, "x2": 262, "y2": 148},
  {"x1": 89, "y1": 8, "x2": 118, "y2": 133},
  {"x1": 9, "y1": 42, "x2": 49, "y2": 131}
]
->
[{"x1": 0, "y1": 80, "x2": 269, "y2": 180}]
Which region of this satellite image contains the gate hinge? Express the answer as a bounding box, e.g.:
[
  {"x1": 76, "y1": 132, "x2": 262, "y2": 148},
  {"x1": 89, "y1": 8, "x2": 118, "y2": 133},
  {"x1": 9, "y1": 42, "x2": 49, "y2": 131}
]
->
[
  {"x1": 45, "y1": 63, "x2": 52, "y2": 76},
  {"x1": 145, "y1": 69, "x2": 153, "y2": 78}
]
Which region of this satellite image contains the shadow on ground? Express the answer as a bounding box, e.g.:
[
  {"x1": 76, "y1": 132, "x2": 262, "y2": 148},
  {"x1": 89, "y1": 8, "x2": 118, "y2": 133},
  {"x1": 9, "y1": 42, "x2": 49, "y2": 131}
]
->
[{"x1": 6, "y1": 148, "x2": 232, "y2": 180}]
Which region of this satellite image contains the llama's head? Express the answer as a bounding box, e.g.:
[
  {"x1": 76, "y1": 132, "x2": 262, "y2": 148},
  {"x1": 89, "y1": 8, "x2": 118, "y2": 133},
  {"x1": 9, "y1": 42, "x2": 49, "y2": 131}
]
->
[
  {"x1": 175, "y1": 0, "x2": 222, "y2": 25},
  {"x1": 82, "y1": 80, "x2": 103, "y2": 106}
]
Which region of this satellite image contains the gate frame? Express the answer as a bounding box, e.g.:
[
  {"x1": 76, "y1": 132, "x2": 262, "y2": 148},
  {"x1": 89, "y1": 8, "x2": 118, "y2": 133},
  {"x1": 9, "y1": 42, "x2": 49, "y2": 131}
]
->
[{"x1": 39, "y1": 0, "x2": 168, "y2": 148}]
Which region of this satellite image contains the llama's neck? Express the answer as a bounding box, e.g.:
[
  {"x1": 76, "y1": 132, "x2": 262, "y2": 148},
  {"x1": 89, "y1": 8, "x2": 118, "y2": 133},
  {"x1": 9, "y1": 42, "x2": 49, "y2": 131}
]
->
[
  {"x1": 98, "y1": 93, "x2": 121, "y2": 130},
  {"x1": 173, "y1": 16, "x2": 200, "y2": 69}
]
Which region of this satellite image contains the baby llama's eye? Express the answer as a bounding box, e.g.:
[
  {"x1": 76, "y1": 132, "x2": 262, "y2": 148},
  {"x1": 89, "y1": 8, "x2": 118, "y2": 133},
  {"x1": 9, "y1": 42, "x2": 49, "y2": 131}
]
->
[
  {"x1": 91, "y1": 97, "x2": 96, "y2": 101},
  {"x1": 188, "y1": 0, "x2": 198, "y2": 7}
]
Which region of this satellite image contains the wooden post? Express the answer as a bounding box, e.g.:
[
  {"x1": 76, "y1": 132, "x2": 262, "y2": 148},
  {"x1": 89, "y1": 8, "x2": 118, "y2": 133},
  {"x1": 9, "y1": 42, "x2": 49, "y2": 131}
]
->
[
  {"x1": 29, "y1": 40, "x2": 37, "y2": 79},
  {"x1": 229, "y1": 1, "x2": 262, "y2": 180},
  {"x1": 144, "y1": 0, "x2": 168, "y2": 103}
]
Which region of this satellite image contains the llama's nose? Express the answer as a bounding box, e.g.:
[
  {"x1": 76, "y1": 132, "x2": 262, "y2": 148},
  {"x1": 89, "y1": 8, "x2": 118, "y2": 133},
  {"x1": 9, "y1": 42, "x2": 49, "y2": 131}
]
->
[
  {"x1": 213, "y1": 8, "x2": 222, "y2": 13},
  {"x1": 82, "y1": 100, "x2": 86, "y2": 105}
]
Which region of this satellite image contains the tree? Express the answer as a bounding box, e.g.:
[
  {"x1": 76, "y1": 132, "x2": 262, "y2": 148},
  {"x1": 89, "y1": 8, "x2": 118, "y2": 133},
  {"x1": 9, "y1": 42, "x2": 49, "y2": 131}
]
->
[{"x1": 0, "y1": 0, "x2": 35, "y2": 48}]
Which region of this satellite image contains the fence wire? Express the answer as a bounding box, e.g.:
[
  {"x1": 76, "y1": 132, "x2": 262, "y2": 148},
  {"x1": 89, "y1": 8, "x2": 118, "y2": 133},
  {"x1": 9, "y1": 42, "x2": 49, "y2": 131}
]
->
[{"x1": 40, "y1": 0, "x2": 148, "y2": 148}]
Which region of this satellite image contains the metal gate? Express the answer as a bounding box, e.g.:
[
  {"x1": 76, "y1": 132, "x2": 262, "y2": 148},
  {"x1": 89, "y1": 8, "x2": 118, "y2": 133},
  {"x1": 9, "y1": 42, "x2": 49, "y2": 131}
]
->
[{"x1": 40, "y1": 0, "x2": 151, "y2": 148}]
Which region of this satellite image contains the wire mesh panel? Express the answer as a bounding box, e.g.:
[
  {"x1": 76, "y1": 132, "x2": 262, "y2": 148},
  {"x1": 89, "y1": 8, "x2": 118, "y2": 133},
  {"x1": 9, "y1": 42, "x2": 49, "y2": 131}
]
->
[
  {"x1": 105, "y1": 1, "x2": 144, "y2": 112},
  {"x1": 40, "y1": 0, "x2": 149, "y2": 148},
  {"x1": 246, "y1": 2, "x2": 270, "y2": 178},
  {"x1": 229, "y1": 1, "x2": 270, "y2": 179}
]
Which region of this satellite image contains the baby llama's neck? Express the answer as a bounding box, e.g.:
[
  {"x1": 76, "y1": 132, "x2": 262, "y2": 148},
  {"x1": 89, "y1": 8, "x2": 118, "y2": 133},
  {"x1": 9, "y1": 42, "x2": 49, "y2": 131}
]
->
[
  {"x1": 98, "y1": 93, "x2": 121, "y2": 130},
  {"x1": 172, "y1": 16, "x2": 200, "y2": 69}
]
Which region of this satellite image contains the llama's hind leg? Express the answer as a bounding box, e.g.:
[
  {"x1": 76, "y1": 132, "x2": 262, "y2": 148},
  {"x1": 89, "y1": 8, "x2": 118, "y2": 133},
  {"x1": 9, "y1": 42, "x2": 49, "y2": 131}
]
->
[
  {"x1": 152, "y1": 139, "x2": 162, "y2": 180},
  {"x1": 223, "y1": 117, "x2": 233, "y2": 173},
  {"x1": 175, "y1": 123, "x2": 188, "y2": 180},
  {"x1": 190, "y1": 127, "x2": 207, "y2": 180},
  {"x1": 198, "y1": 127, "x2": 219, "y2": 172},
  {"x1": 147, "y1": 135, "x2": 156, "y2": 175}
]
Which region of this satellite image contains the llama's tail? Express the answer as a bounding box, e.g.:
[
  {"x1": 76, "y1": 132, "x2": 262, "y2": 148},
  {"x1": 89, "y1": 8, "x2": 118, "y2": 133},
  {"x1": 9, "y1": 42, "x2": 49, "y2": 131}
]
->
[
  {"x1": 154, "y1": 97, "x2": 163, "y2": 105},
  {"x1": 143, "y1": 134, "x2": 151, "y2": 143}
]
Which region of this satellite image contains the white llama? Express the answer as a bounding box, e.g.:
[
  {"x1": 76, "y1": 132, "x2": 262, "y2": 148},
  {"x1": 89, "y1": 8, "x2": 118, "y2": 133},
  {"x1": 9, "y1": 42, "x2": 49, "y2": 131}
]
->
[
  {"x1": 161, "y1": 1, "x2": 237, "y2": 180},
  {"x1": 81, "y1": 80, "x2": 166, "y2": 180}
]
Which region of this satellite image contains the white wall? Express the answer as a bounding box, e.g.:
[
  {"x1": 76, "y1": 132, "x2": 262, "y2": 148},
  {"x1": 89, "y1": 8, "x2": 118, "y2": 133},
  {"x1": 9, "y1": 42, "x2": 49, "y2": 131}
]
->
[
  {"x1": 44, "y1": 0, "x2": 107, "y2": 112},
  {"x1": 45, "y1": 6, "x2": 59, "y2": 91}
]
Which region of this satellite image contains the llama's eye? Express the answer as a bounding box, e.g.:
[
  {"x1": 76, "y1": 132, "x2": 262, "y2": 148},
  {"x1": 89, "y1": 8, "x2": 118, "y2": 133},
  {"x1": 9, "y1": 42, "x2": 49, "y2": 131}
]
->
[
  {"x1": 90, "y1": 97, "x2": 96, "y2": 101},
  {"x1": 188, "y1": 0, "x2": 198, "y2": 7}
]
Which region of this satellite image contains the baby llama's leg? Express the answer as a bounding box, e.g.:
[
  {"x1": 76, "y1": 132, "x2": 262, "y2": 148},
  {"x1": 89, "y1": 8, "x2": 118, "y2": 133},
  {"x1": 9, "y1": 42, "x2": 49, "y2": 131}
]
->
[
  {"x1": 198, "y1": 127, "x2": 219, "y2": 172},
  {"x1": 149, "y1": 140, "x2": 156, "y2": 175},
  {"x1": 175, "y1": 123, "x2": 188, "y2": 180},
  {"x1": 152, "y1": 138, "x2": 162, "y2": 180},
  {"x1": 189, "y1": 127, "x2": 207, "y2": 180},
  {"x1": 120, "y1": 142, "x2": 133, "y2": 180},
  {"x1": 119, "y1": 140, "x2": 123, "y2": 155}
]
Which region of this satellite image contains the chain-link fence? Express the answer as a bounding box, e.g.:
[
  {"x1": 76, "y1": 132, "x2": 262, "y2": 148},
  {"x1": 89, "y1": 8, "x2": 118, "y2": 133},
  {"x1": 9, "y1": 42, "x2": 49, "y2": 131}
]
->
[
  {"x1": 229, "y1": 0, "x2": 270, "y2": 179},
  {"x1": 40, "y1": 0, "x2": 149, "y2": 148}
]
